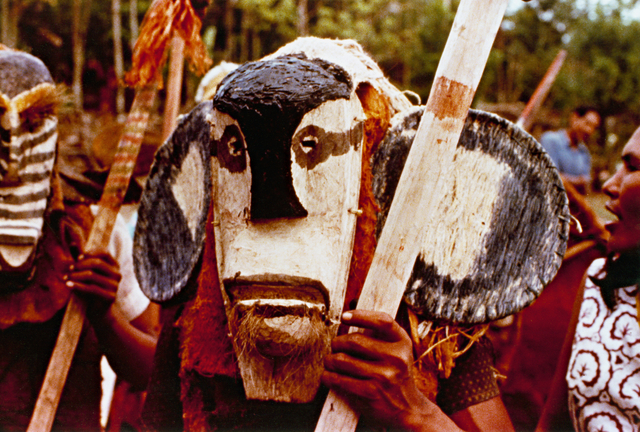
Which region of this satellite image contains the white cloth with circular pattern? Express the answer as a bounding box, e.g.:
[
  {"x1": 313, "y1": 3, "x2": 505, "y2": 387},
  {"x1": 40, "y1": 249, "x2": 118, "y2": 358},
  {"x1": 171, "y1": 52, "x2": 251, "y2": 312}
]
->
[{"x1": 567, "y1": 258, "x2": 640, "y2": 432}]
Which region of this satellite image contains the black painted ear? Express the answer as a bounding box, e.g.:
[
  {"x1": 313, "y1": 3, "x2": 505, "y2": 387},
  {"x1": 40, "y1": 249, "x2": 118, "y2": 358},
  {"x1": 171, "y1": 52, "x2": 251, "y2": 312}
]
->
[
  {"x1": 133, "y1": 101, "x2": 213, "y2": 303},
  {"x1": 372, "y1": 108, "x2": 570, "y2": 324}
]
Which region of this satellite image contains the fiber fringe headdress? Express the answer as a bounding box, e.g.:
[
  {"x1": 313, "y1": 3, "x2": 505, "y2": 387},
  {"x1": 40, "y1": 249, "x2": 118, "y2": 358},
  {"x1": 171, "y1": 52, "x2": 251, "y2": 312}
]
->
[{"x1": 125, "y1": 0, "x2": 212, "y2": 88}]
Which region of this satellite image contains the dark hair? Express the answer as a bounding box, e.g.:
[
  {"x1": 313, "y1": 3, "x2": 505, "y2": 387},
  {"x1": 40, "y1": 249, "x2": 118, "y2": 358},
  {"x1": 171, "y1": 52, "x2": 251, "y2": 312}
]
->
[
  {"x1": 591, "y1": 249, "x2": 640, "y2": 309},
  {"x1": 572, "y1": 105, "x2": 599, "y2": 118}
]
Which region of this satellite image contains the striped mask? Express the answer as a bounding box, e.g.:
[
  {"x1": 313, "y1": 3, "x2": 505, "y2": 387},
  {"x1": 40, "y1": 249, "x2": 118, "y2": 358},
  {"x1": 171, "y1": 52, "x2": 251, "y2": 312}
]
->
[{"x1": 0, "y1": 50, "x2": 58, "y2": 273}]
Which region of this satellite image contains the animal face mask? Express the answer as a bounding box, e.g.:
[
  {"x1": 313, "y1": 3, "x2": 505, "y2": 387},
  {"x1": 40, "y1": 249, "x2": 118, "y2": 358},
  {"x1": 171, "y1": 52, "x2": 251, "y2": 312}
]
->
[
  {"x1": 134, "y1": 37, "x2": 569, "y2": 404},
  {"x1": 0, "y1": 50, "x2": 57, "y2": 276},
  {"x1": 133, "y1": 38, "x2": 403, "y2": 402},
  {"x1": 211, "y1": 57, "x2": 365, "y2": 401}
]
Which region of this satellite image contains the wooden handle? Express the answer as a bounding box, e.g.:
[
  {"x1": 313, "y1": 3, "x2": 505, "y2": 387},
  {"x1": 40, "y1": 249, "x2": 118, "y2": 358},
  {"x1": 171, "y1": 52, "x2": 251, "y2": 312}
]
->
[
  {"x1": 162, "y1": 36, "x2": 186, "y2": 141},
  {"x1": 517, "y1": 50, "x2": 567, "y2": 131},
  {"x1": 314, "y1": 1, "x2": 509, "y2": 430},
  {"x1": 26, "y1": 296, "x2": 86, "y2": 432},
  {"x1": 27, "y1": 85, "x2": 157, "y2": 432}
]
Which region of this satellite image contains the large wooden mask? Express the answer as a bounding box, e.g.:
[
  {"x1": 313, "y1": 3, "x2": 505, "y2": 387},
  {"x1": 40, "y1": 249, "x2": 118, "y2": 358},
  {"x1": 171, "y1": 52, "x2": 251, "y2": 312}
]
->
[
  {"x1": 212, "y1": 56, "x2": 364, "y2": 402},
  {"x1": 134, "y1": 38, "x2": 408, "y2": 402},
  {"x1": 134, "y1": 37, "x2": 569, "y2": 403}
]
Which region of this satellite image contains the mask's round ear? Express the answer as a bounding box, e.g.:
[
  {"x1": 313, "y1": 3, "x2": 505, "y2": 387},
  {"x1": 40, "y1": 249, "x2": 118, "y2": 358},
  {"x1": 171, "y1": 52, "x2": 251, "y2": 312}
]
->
[
  {"x1": 133, "y1": 101, "x2": 213, "y2": 303},
  {"x1": 372, "y1": 108, "x2": 570, "y2": 324}
]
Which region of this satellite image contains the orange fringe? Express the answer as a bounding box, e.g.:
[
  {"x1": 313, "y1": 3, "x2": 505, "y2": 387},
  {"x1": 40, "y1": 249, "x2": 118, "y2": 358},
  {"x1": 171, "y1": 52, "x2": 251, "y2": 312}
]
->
[{"x1": 124, "y1": 0, "x2": 212, "y2": 88}]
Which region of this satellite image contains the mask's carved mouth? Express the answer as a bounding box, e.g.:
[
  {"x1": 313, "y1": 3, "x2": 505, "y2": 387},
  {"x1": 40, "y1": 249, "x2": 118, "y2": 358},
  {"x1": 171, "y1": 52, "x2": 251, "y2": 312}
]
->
[
  {"x1": 225, "y1": 274, "x2": 330, "y2": 305},
  {"x1": 224, "y1": 275, "x2": 334, "y2": 358}
]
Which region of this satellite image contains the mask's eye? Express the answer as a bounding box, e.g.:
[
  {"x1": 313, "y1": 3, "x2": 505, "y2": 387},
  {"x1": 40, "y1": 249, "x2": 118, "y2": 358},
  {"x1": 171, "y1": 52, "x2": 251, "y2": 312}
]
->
[
  {"x1": 300, "y1": 135, "x2": 318, "y2": 154},
  {"x1": 0, "y1": 107, "x2": 8, "y2": 143},
  {"x1": 0, "y1": 127, "x2": 9, "y2": 144},
  {"x1": 228, "y1": 134, "x2": 243, "y2": 157},
  {"x1": 19, "y1": 102, "x2": 55, "y2": 133},
  {"x1": 0, "y1": 150, "x2": 7, "y2": 179},
  {"x1": 216, "y1": 123, "x2": 247, "y2": 173}
]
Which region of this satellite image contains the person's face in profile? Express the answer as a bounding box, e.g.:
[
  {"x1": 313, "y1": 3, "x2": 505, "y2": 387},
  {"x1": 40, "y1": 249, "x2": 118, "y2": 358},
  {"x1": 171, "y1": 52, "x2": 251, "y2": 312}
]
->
[{"x1": 603, "y1": 127, "x2": 640, "y2": 254}]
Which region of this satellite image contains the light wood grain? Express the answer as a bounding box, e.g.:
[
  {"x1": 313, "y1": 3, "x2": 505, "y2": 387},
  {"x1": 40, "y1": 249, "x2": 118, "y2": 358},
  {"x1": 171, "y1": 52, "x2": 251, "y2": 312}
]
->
[{"x1": 25, "y1": 296, "x2": 86, "y2": 432}]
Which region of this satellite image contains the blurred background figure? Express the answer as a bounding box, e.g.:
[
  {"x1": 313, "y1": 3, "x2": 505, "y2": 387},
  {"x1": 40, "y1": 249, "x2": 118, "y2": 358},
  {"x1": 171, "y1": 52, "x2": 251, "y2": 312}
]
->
[
  {"x1": 194, "y1": 60, "x2": 238, "y2": 103},
  {"x1": 540, "y1": 105, "x2": 601, "y2": 195}
]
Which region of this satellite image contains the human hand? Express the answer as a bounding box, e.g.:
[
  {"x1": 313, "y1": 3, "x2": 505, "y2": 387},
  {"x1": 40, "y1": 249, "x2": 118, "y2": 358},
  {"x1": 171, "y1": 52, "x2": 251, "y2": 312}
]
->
[
  {"x1": 322, "y1": 310, "x2": 437, "y2": 430},
  {"x1": 63, "y1": 251, "x2": 121, "y2": 319}
]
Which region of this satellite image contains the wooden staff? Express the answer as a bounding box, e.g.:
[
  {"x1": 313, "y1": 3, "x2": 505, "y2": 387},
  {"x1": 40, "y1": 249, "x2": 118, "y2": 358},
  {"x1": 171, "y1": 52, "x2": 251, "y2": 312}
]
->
[
  {"x1": 517, "y1": 49, "x2": 567, "y2": 131},
  {"x1": 27, "y1": 86, "x2": 157, "y2": 432},
  {"x1": 162, "y1": 36, "x2": 186, "y2": 141},
  {"x1": 28, "y1": 0, "x2": 211, "y2": 427},
  {"x1": 314, "y1": 1, "x2": 510, "y2": 430}
]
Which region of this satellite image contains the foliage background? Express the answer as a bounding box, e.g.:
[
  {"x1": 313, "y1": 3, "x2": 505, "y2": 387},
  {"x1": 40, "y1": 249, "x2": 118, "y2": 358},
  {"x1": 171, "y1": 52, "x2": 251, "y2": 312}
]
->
[{"x1": 4, "y1": 0, "x2": 640, "y2": 178}]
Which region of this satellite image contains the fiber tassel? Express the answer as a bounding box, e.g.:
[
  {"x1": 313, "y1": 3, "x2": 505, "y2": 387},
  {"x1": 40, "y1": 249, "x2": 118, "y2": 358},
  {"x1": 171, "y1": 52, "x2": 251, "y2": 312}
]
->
[
  {"x1": 408, "y1": 308, "x2": 488, "y2": 380},
  {"x1": 125, "y1": 0, "x2": 212, "y2": 88}
]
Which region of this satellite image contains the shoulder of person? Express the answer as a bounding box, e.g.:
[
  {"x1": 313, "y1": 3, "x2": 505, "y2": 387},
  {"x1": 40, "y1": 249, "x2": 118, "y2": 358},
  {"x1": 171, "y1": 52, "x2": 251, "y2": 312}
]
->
[
  {"x1": 539, "y1": 131, "x2": 564, "y2": 151},
  {"x1": 540, "y1": 129, "x2": 564, "y2": 143},
  {"x1": 587, "y1": 257, "x2": 607, "y2": 279}
]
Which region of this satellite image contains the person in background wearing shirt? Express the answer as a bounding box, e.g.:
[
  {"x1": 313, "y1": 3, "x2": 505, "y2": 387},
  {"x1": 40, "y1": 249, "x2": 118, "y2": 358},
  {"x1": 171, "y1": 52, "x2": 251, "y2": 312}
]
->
[{"x1": 540, "y1": 105, "x2": 601, "y2": 195}]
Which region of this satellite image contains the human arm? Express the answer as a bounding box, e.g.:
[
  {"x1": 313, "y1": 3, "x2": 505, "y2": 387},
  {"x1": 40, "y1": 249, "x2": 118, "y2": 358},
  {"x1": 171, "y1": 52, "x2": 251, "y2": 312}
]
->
[
  {"x1": 64, "y1": 251, "x2": 158, "y2": 389},
  {"x1": 562, "y1": 176, "x2": 607, "y2": 243},
  {"x1": 321, "y1": 310, "x2": 514, "y2": 432},
  {"x1": 561, "y1": 173, "x2": 591, "y2": 196}
]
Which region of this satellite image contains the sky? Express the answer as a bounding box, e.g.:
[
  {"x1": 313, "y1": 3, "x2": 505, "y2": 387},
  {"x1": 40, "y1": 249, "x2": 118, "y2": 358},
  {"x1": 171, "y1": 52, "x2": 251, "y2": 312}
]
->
[{"x1": 506, "y1": 0, "x2": 640, "y2": 22}]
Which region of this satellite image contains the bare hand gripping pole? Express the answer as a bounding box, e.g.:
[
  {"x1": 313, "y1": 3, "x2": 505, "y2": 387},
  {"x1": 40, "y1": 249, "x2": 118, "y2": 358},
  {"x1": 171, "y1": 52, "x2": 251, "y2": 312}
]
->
[
  {"x1": 26, "y1": 86, "x2": 157, "y2": 432},
  {"x1": 314, "y1": 1, "x2": 510, "y2": 430},
  {"x1": 27, "y1": 0, "x2": 211, "y2": 429}
]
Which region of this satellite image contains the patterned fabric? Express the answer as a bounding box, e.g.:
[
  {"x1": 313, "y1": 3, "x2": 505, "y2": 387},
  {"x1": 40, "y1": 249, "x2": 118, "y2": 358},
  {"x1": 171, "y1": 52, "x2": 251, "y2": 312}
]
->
[
  {"x1": 567, "y1": 258, "x2": 640, "y2": 432},
  {"x1": 436, "y1": 337, "x2": 501, "y2": 415}
]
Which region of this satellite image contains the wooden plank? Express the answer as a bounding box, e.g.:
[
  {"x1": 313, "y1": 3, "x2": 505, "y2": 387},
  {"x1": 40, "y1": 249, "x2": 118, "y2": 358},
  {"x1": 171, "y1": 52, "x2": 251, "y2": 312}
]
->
[
  {"x1": 314, "y1": 0, "x2": 509, "y2": 430},
  {"x1": 27, "y1": 85, "x2": 157, "y2": 432}
]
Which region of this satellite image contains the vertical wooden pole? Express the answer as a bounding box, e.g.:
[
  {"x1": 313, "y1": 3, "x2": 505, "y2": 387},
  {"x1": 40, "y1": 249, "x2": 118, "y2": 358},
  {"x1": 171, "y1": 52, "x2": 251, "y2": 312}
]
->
[
  {"x1": 314, "y1": 1, "x2": 510, "y2": 431},
  {"x1": 162, "y1": 36, "x2": 185, "y2": 141},
  {"x1": 113, "y1": 0, "x2": 126, "y2": 114},
  {"x1": 517, "y1": 50, "x2": 567, "y2": 131},
  {"x1": 27, "y1": 86, "x2": 157, "y2": 432}
]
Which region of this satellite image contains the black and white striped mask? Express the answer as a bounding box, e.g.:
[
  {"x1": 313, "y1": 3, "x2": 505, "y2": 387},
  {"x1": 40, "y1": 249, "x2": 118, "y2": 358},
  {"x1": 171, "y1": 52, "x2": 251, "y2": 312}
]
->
[{"x1": 0, "y1": 50, "x2": 58, "y2": 272}]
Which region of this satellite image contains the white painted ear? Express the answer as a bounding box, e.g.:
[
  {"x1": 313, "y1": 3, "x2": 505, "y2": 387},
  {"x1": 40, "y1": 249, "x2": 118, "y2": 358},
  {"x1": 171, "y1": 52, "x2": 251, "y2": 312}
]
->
[
  {"x1": 372, "y1": 108, "x2": 569, "y2": 324},
  {"x1": 133, "y1": 102, "x2": 214, "y2": 303}
]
